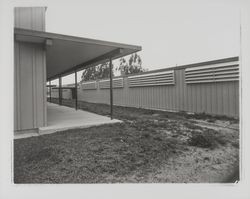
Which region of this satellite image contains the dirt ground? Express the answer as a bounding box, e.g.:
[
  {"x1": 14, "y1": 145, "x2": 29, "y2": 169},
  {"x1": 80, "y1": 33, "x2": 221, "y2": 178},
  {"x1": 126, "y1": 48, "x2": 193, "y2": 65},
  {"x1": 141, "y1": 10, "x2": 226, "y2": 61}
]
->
[{"x1": 14, "y1": 99, "x2": 239, "y2": 183}]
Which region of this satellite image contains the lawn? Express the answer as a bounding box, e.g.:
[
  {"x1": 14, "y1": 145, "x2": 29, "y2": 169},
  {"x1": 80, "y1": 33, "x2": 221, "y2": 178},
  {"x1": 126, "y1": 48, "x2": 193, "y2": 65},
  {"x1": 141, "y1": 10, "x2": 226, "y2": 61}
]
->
[{"x1": 14, "y1": 99, "x2": 239, "y2": 183}]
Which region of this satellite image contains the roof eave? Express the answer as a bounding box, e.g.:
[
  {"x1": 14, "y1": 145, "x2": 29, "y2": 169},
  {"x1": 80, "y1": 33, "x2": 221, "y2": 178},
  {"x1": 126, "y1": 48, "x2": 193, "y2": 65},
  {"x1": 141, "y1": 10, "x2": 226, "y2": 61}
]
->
[{"x1": 14, "y1": 28, "x2": 142, "y2": 51}]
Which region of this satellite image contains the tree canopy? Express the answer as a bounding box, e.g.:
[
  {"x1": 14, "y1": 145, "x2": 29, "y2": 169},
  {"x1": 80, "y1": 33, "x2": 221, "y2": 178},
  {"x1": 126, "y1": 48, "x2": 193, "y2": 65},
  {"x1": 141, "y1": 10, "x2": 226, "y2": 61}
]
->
[
  {"x1": 81, "y1": 62, "x2": 114, "y2": 82},
  {"x1": 116, "y1": 53, "x2": 146, "y2": 75},
  {"x1": 81, "y1": 53, "x2": 146, "y2": 82}
]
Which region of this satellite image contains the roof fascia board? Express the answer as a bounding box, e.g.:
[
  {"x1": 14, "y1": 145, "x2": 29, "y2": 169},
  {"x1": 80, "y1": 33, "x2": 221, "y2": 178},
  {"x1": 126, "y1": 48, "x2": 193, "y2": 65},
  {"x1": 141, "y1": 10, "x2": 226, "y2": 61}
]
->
[{"x1": 14, "y1": 28, "x2": 141, "y2": 51}]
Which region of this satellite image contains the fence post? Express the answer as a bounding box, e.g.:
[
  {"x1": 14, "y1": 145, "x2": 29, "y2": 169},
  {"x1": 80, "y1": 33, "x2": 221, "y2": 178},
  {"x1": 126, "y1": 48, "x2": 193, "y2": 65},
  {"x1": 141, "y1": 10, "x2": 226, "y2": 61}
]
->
[
  {"x1": 75, "y1": 70, "x2": 78, "y2": 110},
  {"x1": 109, "y1": 58, "x2": 113, "y2": 120}
]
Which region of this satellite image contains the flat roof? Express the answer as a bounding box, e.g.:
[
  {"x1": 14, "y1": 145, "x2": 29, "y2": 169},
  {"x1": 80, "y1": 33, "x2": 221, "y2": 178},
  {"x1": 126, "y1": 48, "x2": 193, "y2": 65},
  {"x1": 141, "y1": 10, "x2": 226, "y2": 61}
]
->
[{"x1": 14, "y1": 28, "x2": 141, "y2": 81}]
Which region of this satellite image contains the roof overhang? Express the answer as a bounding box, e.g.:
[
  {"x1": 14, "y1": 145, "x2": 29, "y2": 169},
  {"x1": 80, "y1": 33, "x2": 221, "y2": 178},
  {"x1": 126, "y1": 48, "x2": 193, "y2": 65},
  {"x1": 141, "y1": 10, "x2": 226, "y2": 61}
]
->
[{"x1": 14, "y1": 28, "x2": 142, "y2": 81}]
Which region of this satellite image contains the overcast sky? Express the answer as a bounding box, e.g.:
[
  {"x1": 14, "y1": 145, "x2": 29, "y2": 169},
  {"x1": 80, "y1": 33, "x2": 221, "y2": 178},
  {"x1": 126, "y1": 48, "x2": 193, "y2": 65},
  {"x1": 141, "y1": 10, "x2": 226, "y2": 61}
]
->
[{"x1": 46, "y1": 0, "x2": 240, "y2": 85}]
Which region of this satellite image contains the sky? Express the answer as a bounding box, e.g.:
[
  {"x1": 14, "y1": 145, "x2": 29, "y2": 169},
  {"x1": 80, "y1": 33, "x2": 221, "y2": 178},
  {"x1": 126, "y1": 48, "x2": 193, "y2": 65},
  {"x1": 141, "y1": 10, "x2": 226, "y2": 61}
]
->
[{"x1": 44, "y1": 0, "x2": 241, "y2": 85}]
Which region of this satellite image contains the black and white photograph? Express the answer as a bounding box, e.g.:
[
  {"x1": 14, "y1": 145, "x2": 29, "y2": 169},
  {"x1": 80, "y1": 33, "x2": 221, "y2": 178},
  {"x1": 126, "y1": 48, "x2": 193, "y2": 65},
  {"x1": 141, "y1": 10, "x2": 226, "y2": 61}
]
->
[{"x1": 1, "y1": 0, "x2": 250, "y2": 198}]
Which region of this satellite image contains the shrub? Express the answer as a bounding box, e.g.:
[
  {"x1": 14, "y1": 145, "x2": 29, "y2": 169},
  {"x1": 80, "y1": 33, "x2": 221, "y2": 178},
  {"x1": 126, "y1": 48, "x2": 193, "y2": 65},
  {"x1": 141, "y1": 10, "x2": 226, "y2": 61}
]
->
[{"x1": 188, "y1": 129, "x2": 227, "y2": 149}]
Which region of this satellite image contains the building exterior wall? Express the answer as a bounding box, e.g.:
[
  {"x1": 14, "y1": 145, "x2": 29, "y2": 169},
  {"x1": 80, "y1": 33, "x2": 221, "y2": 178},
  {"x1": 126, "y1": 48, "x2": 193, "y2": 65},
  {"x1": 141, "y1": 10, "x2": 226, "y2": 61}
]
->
[
  {"x1": 14, "y1": 7, "x2": 47, "y2": 131},
  {"x1": 75, "y1": 57, "x2": 239, "y2": 117},
  {"x1": 14, "y1": 7, "x2": 46, "y2": 31},
  {"x1": 14, "y1": 41, "x2": 47, "y2": 131}
]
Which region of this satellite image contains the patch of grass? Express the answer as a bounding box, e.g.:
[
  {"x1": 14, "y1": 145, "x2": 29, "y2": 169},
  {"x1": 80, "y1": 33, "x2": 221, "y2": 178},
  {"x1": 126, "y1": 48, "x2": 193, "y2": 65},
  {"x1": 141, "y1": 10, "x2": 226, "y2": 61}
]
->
[
  {"x1": 16, "y1": 99, "x2": 238, "y2": 183},
  {"x1": 207, "y1": 118, "x2": 216, "y2": 123},
  {"x1": 181, "y1": 111, "x2": 238, "y2": 123},
  {"x1": 188, "y1": 129, "x2": 227, "y2": 149},
  {"x1": 231, "y1": 141, "x2": 239, "y2": 148},
  {"x1": 183, "y1": 122, "x2": 203, "y2": 130},
  {"x1": 14, "y1": 122, "x2": 186, "y2": 183}
]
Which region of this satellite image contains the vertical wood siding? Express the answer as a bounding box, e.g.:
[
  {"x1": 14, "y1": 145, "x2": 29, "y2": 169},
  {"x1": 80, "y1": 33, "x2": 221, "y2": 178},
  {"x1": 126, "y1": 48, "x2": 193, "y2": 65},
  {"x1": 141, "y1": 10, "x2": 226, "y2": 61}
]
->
[
  {"x1": 14, "y1": 7, "x2": 46, "y2": 31},
  {"x1": 76, "y1": 57, "x2": 239, "y2": 117},
  {"x1": 14, "y1": 41, "x2": 46, "y2": 131},
  {"x1": 14, "y1": 7, "x2": 47, "y2": 131}
]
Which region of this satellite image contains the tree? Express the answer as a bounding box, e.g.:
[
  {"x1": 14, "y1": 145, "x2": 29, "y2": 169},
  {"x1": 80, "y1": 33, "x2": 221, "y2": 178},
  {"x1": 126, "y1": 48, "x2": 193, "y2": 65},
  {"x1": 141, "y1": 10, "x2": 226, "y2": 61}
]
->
[
  {"x1": 81, "y1": 62, "x2": 114, "y2": 82},
  {"x1": 116, "y1": 53, "x2": 146, "y2": 75},
  {"x1": 80, "y1": 66, "x2": 97, "y2": 82}
]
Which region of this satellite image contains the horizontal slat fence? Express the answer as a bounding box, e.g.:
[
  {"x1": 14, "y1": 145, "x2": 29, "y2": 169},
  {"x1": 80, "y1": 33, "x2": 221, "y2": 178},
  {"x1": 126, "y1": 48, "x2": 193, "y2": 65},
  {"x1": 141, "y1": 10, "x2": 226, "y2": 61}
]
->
[
  {"x1": 128, "y1": 70, "x2": 175, "y2": 87},
  {"x1": 99, "y1": 78, "x2": 124, "y2": 89},
  {"x1": 52, "y1": 57, "x2": 240, "y2": 117},
  {"x1": 185, "y1": 61, "x2": 239, "y2": 84}
]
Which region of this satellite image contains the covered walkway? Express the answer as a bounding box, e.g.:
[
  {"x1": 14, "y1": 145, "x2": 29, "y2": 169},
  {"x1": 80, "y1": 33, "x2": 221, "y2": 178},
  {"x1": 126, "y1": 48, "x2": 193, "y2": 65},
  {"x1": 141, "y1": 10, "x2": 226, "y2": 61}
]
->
[
  {"x1": 40, "y1": 103, "x2": 122, "y2": 135},
  {"x1": 15, "y1": 103, "x2": 121, "y2": 139},
  {"x1": 14, "y1": 27, "x2": 141, "y2": 133},
  {"x1": 15, "y1": 28, "x2": 141, "y2": 120}
]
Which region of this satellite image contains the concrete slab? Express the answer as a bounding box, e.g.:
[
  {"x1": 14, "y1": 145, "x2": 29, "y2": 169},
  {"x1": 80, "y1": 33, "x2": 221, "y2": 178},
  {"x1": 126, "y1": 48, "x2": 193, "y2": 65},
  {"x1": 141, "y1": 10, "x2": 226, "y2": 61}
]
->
[
  {"x1": 15, "y1": 103, "x2": 122, "y2": 139},
  {"x1": 39, "y1": 103, "x2": 122, "y2": 135}
]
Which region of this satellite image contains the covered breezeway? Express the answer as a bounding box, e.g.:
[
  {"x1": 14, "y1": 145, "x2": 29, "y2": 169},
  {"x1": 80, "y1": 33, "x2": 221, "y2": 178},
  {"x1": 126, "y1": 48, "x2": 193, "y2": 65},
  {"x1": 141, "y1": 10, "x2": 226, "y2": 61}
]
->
[{"x1": 14, "y1": 27, "x2": 141, "y2": 135}]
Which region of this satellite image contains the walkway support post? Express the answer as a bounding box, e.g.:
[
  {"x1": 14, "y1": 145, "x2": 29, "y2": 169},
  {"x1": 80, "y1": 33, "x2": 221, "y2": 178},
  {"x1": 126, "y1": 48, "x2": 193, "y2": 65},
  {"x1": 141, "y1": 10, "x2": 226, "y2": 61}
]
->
[
  {"x1": 75, "y1": 70, "x2": 78, "y2": 110},
  {"x1": 109, "y1": 58, "x2": 113, "y2": 120},
  {"x1": 59, "y1": 76, "x2": 62, "y2": 105},
  {"x1": 49, "y1": 81, "x2": 52, "y2": 102}
]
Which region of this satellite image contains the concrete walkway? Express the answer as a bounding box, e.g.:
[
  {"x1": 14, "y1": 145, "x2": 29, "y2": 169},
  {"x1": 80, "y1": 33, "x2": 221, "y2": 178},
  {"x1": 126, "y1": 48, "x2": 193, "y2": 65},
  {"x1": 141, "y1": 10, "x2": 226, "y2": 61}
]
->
[
  {"x1": 15, "y1": 103, "x2": 121, "y2": 139},
  {"x1": 39, "y1": 102, "x2": 121, "y2": 135}
]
